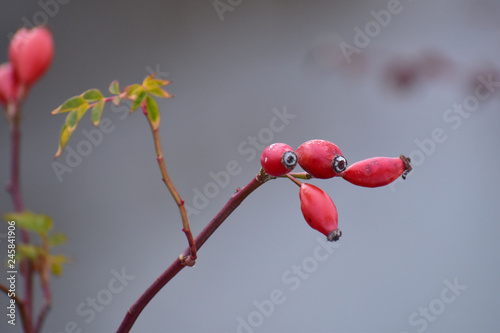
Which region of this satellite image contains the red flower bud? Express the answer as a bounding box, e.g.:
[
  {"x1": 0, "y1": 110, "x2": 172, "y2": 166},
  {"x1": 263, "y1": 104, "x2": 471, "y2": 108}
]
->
[
  {"x1": 299, "y1": 183, "x2": 341, "y2": 241},
  {"x1": 0, "y1": 63, "x2": 19, "y2": 106},
  {"x1": 9, "y1": 26, "x2": 54, "y2": 87},
  {"x1": 341, "y1": 155, "x2": 412, "y2": 188},
  {"x1": 260, "y1": 143, "x2": 298, "y2": 177},
  {"x1": 296, "y1": 139, "x2": 347, "y2": 179}
]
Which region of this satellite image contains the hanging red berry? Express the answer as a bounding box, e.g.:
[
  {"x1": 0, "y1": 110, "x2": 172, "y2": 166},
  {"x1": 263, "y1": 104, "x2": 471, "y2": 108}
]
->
[
  {"x1": 341, "y1": 155, "x2": 412, "y2": 188},
  {"x1": 260, "y1": 143, "x2": 298, "y2": 177},
  {"x1": 296, "y1": 139, "x2": 347, "y2": 179},
  {"x1": 0, "y1": 63, "x2": 19, "y2": 106},
  {"x1": 9, "y1": 26, "x2": 54, "y2": 87},
  {"x1": 299, "y1": 183, "x2": 341, "y2": 241}
]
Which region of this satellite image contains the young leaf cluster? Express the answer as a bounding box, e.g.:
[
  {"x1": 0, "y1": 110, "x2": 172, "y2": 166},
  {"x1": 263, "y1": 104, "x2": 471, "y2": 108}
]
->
[
  {"x1": 3, "y1": 212, "x2": 68, "y2": 276},
  {"x1": 51, "y1": 74, "x2": 172, "y2": 158}
]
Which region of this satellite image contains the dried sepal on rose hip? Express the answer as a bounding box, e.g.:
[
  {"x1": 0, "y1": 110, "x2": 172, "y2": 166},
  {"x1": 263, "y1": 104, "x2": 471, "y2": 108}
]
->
[
  {"x1": 299, "y1": 183, "x2": 341, "y2": 241},
  {"x1": 296, "y1": 139, "x2": 347, "y2": 179},
  {"x1": 260, "y1": 143, "x2": 298, "y2": 177},
  {"x1": 9, "y1": 26, "x2": 54, "y2": 87},
  {"x1": 341, "y1": 155, "x2": 412, "y2": 188}
]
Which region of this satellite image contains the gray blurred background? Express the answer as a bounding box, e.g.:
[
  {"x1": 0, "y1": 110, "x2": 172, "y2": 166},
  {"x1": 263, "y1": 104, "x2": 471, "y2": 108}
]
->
[{"x1": 1, "y1": 1, "x2": 499, "y2": 332}]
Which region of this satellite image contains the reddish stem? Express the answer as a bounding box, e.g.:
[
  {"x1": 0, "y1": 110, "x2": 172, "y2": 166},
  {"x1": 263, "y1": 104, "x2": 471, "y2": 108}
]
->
[
  {"x1": 142, "y1": 105, "x2": 197, "y2": 265},
  {"x1": 286, "y1": 173, "x2": 303, "y2": 187},
  {"x1": 34, "y1": 236, "x2": 52, "y2": 333},
  {"x1": 116, "y1": 172, "x2": 267, "y2": 333},
  {"x1": 34, "y1": 302, "x2": 51, "y2": 333},
  {"x1": 0, "y1": 282, "x2": 30, "y2": 331},
  {"x1": 5, "y1": 101, "x2": 35, "y2": 333},
  {"x1": 7, "y1": 110, "x2": 24, "y2": 213}
]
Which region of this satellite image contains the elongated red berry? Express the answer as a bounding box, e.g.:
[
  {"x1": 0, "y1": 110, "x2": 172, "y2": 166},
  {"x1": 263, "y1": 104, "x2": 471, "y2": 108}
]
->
[
  {"x1": 9, "y1": 26, "x2": 54, "y2": 87},
  {"x1": 260, "y1": 143, "x2": 298, "y2": 177},
  {"x1": 299, "y1": 183, "x2": 341, "y2": 241},
  {"x1": 0, "y1": 63, "x2": 19, "y2": 106},
  {"x1": 341, "y1": 155, "x2": 412, "y2": 188},
  {"x1": 296, "y1": 139, "x2": 347, "y2": 179}
]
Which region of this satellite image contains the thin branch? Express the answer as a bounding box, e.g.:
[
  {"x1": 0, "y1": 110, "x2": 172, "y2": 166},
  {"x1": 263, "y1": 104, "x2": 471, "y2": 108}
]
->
[
  {"x1": 34, "y1": 236, "x2": 52, "y2": 333},
  {"x1": 283, "y1": 172, "x2": 313, "y2": 180},
  {"x1": 6, "y1": 105, "x2": 24, "y2": 213},
  {"x1": 143, "y1": 106, "x2": 197, "y2": 265},
  {"x1": 116, "y1": 171, "x2": 269, "y2": 333},
  {"x1": 101, "y1": 92, "x2": 128, "y2": 104},
  {"x1": 286, "y1": 173, "x2": 303, "y2": 187},
  {"x1": 5, "y1": 100, "x2": 34, "y2": 333},
  {"x1": 30, "y1": 262, "x2": 50, "y2": 333},
  {"x1": 0, "y1": 282, "x2": 22, "y2": 304},
  {"x1": 34, "y1": 295, "x2": 51, "y2": 333},
  {"x1": 0, "y1": 281, "x2": 31, "y2": 333}
]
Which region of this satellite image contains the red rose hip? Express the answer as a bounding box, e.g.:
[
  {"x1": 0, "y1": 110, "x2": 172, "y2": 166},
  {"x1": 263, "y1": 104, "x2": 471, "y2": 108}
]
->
[
  {"x1": 341, "y1": 155, "x2": 412, "y2": 188},
  {"x1": 299, "y1": 183, "x2": 341, "y2": 241},
  {"x1": 9, "y1": 26, "x2": 54, "y2": 87},
  {"x1": 0, "y1": 63, "x2": 19, "y2": 106},
  {"x1": 296, "y1": 139, "x2": 347, "y2": 179},
  {"x1": 260, "y1": 143, "x2": 298, "y2": 177}
]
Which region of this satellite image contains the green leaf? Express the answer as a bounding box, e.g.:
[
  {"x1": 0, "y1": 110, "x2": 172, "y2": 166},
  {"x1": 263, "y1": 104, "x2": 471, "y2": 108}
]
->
[
  {"x1": 50, "y1": 254, "x2": 69, "y2": 276},
  {"x1": 51, "y1": 106, "x2": 62, "y2": 115},
  {"x1": 55, "y1": 124, "x2": 71, "y2": 158},
  {"x1": 125, "y1": 84, "x2": 141, "y2": 98},
  {"x1": 4, "y1": 212, "x2": 53, "y2": 234},
  {"x1": 91, "y1": 99, "x2": 105, "y2": 125},
  {"x1": 143, "y1": 74, "x2": 170, "y2": 90},
  {"x1": 142, "y1": 74, "x2": 172, "y2": 98},
  {"x1": 65, "y1": 110, "x2": 78, "y2": 132},
  {"x1": 47, "y1": 233, "x2": 67, "y2": 247},
  {"x1": 65, "y1": 102, "x2": 89, "y2": 133},
  {"x1": 51, "y1": 96, "x2": 87, "y2": 114},
  {"x1": 109, "y1": 80, "x2": 120, "y2": 95},
  {"x1": 147, "y1": 87, "x2": 173, "y2": 99},
  {"x1": 17, "y1": 244, "x2": 42, "y2": 261},
  {"x1": 145, "y1": 95, "x2": 160, "y2": 130},
  {"x1": 76, "y1": 102, "x2": 88, "y2": 121},
  {"x1": 130, "y1": 87, "x2": 147, "y2": 112},
  {"x1": 82, "y1": 89, "x2": 103, "y2": 102},
  {"x1": 142, "y1": 74, "x2": 157, "y2": 87}
]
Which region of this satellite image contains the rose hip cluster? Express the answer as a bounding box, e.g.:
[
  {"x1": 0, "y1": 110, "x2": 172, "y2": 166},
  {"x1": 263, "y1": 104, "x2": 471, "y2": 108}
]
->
[
  {"x1": 260, "y1": 140, "x2": 412, "y2": 242},
  {"x1": 0, "y1": 26, "x2": 54, "y2": 107}
]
